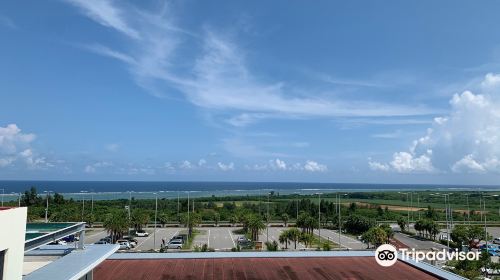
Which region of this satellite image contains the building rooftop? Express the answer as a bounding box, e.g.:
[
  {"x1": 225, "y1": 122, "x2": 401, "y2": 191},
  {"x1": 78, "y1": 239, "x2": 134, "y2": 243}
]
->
[
  {"x1": 94, "y1": 251, "x2": 465, "y2": 280},
  {"x1": 24, "y1": 244, "x2": 119, "y2": 280}
]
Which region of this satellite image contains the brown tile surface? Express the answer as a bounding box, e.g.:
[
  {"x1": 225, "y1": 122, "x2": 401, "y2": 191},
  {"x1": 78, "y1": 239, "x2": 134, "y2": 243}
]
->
[{"x1": 94, "y1": 257, "x2": 442, "y2": 280}]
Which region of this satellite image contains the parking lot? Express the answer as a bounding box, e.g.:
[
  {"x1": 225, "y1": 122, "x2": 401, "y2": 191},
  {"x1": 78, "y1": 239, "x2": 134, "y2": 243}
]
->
[{"x1": 84, "y1": 226, "x2": 346, "y2": 251}]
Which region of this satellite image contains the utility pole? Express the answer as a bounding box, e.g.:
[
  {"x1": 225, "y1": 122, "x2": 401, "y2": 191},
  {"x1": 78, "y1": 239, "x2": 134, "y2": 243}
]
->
[
  {"x1": 267, "y1": 192, "x2": 270, "y2": 243},
  {"x1": 318, "y1": 193, "x2": 321, "y2": 247},
  {"x1": 1, "y1": 188, "x2": 4, "y2": 207},
  {"x1": 44, "y1": 190, "x2": 51, "y2": 223},
  {"x1": 154, "y1": 192, "x2": 158, "y2": 251},
  {"x1": 187, "y1": 191, "x2": 190, "y2": 243}
]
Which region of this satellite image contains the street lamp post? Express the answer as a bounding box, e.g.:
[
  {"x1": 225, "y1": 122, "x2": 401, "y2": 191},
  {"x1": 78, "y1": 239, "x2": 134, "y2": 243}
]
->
[
  {"x1": 1, "y1": 188, "x2": 4, "y2": 207},
  {"x1": 266, "y1": 192, "x2": 270, "y2": 243},
  {"x1": 431, "y1": 193, "x2": 450, "y2": 249},
  {"x1": 337, "y1": 193, "x2": 347, "y2": 249},
  {"x1": 317, "y1": 193, "x2": 322, "y2": 247},
  {"x1": 154, "y1": 192, "x2": 158, "y2": 251},
  {"x1": 44, "y1": 190, "x2": 52, "y2": 223},
  {"x1": 399, "y1": 192, "x2": 410, "y2": 232},
  {"x1": 128, "y1": 191, "x2": 132, "y2": 237},
  {"x1": 187, "y1": 191, "x2": 190, "y2": 243},
  {"x1": 177, "y1": 191, "x2": 180, "y2": 222},
  {"x1": 80, "y1": 191, "x2": 88, "y2": 222},
  {"x1": 417, "y1": 193, "x2": 420, "y2": 220},
  {"x1": 481, "y1": 194, "x2": 499, "y2": 248}
]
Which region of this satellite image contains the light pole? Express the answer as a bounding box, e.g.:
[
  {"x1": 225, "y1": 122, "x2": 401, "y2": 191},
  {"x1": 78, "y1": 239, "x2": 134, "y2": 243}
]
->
[
  {"x1": 1, "y1": 188, "x2": 4, "y2": 207},
  {"x1": 187, "y1": 191, "x2": 190, "y2": 243},
  {"x1": 417, "y1": 193, "x2": 420, "y2": 220},
  {"x1": 266, "y1": 192, "x2": 270, "y2": 243},
  {"x1": 128, "y1": 191, "x2": 132, "y2": 237},
  {"x1": 431, "y1": 193, "x2": 450, "y2": 249},
  {"x1": 177, "y1": 191, "x2": 180, "y2": 222},
  {"x1": 293, "y1": 192, "x2": 300, "y2": 222},
  {"x1": 154, "y1": 192, "x2": 158, "y2": 251},
  {"x1": 399, "y1": 192, "x2": 410, "y2": 232},
  {"x1": 43, "y1": 190, "x2": 52, "y2": 223},
  {"x1": 338, "y1": 193, "x2": 347, "y2": 249},
  {"x1": 90, "y1": 190, "x2": 94, "y2": 216},
  {"x1": 317, "y1": 193, "x2": 322, "y2": 247},
  {"x1": 464, "y1": 194, "x2": 470, "y2": 224},
  {"x1": 12, "y1": 192, "x2": 20, "y2": 207},
  {"x1": 80, "y1": 191, "x2": 87, "y2": 222},
  {"x1": 481, "y1": 194, "x2": 499, "y2": 247}
]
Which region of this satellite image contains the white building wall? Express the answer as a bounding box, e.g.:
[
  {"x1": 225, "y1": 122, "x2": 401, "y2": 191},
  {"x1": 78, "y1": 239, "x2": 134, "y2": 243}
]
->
[{"x1": 0, "y1": 207, "x2": 27, "y2": 280}]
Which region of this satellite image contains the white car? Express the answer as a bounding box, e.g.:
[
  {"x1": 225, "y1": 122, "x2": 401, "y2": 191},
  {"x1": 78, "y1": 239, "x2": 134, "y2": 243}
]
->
[
  {"x1": 117, "y1": 240, "x2": 131, "y2": 250},
  {"x1": 136, "y1": 230, "x2": 149, "y2": 237},
  {"x1": 493, "y1": 238, "x2": 500, "y2": 245},
  {"x1": 48, "y1": 240, "x2": 67, "y2": 245},
  {"x1": 167, "y1": 240, "x2": 183, "y2": 249}
]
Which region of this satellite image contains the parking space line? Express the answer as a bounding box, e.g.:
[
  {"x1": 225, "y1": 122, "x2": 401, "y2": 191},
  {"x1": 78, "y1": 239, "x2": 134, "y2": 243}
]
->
[
  {"x1": 228, "y1": 229, "x2": 236, "y2": 247},
  {"x1": 135, "y1": 228, "x2": 159, "y2": 250}
]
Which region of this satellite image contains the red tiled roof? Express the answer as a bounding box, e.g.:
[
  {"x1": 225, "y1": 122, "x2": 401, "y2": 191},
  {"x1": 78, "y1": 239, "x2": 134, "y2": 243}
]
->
[{"x1": 94, "y1": 257, "x2": 441, "y2": 280}]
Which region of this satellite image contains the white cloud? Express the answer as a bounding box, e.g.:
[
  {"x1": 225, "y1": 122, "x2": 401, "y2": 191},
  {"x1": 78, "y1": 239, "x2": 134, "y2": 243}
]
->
[
  {"x1": 67, "y1": 1, "x2": 439, "y2": 127},
  {"x1": 304, "y1": 160, "x2": 327, "y2": 172},
  {"x1": 217, "y1": 162, "x2": 234, "y2": 171},
  {"x1": 368, "y1": 160, "x2": 390, "y2": 171},
  {"x1": 84, "y1": 165, "x2": 96, "y2": 173},
  {"x1": 180, "y1": 160, "x2": 193, "y2": 169},
  {"x1": 66, "y1": 0, "x2": 140, "y2": 39},
  {"x1": 198, "y1": 159, "x2": 207, "y2": 166},
  {"x1": 269, "y1": 158, "x2": 287, "y2": 170},
  {"x1": 370, "y1": 73, "x2": 500, "y2": 174},
  {"x1": 0, "y1": 124, "x2": 52, "y2": 169}
]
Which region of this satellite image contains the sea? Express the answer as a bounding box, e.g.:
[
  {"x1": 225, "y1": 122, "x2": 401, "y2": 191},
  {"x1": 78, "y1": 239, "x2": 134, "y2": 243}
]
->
[{"x1": 0, "y1": 180, "x2": 499, "y2": 201}]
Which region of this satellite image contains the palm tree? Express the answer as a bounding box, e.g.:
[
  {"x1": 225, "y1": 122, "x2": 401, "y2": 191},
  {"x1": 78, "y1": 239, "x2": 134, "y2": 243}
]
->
[
  {"x1": 158, "y1": 213, "x2": 169, "y2": 228},
  {"x1": 247, "y1": 214, "x2": 266, "y2": 241},
  {"x1": 131, "y1": 210, "x2": 150, "y2": 232},
  {"x1": 299, "y1": 232, "x2": 314, "y2": 248},
  {"x1": 281, "y1": 213, "x2": 289, "y2": 227},
  {"x1": 229, "y1": 215, "x2": 237, "y2": 227},
  {"x1": 104, "y1": 211, "x2": 128, "y2": 243},
  {"x1": 181, "y1": 212, "x2": 201, "y2": 238},
  {"x1": 279, "y1": 230, "x2": 290, "y2": 249},
  {"x1": 287, "y1": 228, "x2": 301, "y2": 249}
]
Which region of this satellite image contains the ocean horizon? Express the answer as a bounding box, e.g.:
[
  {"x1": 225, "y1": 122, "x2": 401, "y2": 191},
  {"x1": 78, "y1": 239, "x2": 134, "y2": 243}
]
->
[{"x1": 1, "y1": 180, "x2": 500, "y2": 201}]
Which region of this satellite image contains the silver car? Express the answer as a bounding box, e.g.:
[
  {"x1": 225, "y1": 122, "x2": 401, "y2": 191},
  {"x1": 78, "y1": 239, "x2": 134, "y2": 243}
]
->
[{"x1": 167, "y1": 240, "x2": 183, "y2": 249}]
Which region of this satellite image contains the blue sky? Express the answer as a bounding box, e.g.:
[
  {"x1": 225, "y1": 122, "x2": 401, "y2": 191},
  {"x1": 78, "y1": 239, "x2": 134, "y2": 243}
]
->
[{"x1": 1, "y1": 0, "x2": 500, "y2": 184}]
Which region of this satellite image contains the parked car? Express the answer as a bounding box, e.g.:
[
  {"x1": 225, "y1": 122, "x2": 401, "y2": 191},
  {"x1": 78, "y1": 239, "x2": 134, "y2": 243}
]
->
[
  {"x1": 167, "y1": 240, "x2": 183, "y2": 249},
  {"x1": 100, "y1": 237, "x2": 112, "y2": 243},
  {"x1": 170, "y1": 235, "x2": 185, "y2": 242},
  {"x1": 237, "y1": 236, "x2": 250, "y2": 245},
  {"x1": 48, "y1": 240, "x2": 67, "y2": 245},
  {"x1": 124, "y1": 237, "x2": 138, "y2": 248},
  {"x1": 136, "y1": 230, "x2": 149, "y2": 237},
  {"x1": 117, "y1": 240, "x2": 131, "y2": 250},
  {"x1": 62, "y1": 235, "x2": 79, "y2": 242},
  {"x1": 493, "y1": 238, "x2": 500, "y2": 245},
  {"x1": 94, "y1": 240, "x2": 109, "y2": 245}
]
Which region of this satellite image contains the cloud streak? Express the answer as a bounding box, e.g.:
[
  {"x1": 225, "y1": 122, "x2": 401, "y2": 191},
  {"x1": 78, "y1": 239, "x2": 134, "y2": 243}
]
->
[{"x1": 66, "y1": 1, "x2": 440, "y2": 127}]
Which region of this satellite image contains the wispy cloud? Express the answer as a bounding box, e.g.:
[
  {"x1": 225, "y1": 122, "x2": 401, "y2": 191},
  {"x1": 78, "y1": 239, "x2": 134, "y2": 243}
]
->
[
  {"x1": 66, "y1": 1, "x2": 440, "y2": 127},
  {"x1": 66, "y1": 0, "x2": 140, "y2": 39},
  {"x1": 0, "y1": 15, "x2": 17, "y2": 29}
]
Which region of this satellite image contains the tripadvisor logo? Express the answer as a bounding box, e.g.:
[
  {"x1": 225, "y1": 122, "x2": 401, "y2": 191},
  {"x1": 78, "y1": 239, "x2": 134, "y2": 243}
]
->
[
  {"x1": 375, "y1": 244, "x2": 398, "y2": 267},
  {"x1": 375, "y1": 244, "x2": 481, "y2": 267}
]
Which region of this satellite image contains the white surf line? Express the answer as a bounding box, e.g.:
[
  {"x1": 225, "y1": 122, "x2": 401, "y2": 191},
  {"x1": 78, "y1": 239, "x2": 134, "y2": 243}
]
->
[{"x1": 227, "y1": 229, "x2": 236, "y2": 247}]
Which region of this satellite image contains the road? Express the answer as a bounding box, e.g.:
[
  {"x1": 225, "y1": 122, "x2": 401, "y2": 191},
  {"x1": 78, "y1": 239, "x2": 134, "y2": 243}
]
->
[
  {"x1": 313, "y1": 228, "x2": 366, "y2": 250},
  {"x1": 394, "y1": 232, "x2": 448, "y2": 250}
]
